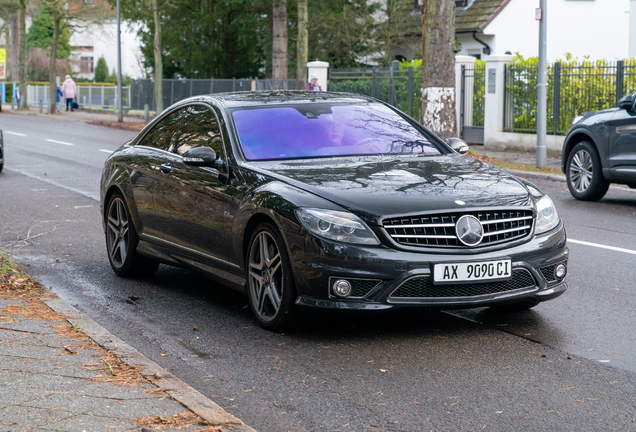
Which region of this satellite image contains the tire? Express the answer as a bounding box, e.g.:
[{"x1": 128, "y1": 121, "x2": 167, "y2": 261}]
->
[
  {"x1": 566, "y1": 141, "x2": 609, "y2": 201},
  {"x1": 0, "y1": 146, "x2": 4, "y2": 173},
  {"x1": 105, "y1": 192, "x2": 159, "y2": 277},
  {"x1": 489, "y1": 300, "x2": 539, "y2": 313},
  {"x1": 246, "y1": 223, "x2": 298, "y2": 331}
]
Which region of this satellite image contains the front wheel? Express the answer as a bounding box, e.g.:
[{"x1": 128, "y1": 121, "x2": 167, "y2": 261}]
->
[
  {"x1": 105, "y1": 192, "x2": 159, "y2": 277},
  {"x1": 566, "y1": 141, "x2": 609, "y2": 201},
  {"x1": 246, "y1": 223, "x2": 298, "y2": 331}
]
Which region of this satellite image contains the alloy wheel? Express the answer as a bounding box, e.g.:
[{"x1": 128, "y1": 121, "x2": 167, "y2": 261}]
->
[
  {"x1": 569, "y1": 149, "x2": 593, "y2": 193},
  {"x1": 106, "y1": 197, "x2": 130, "y2": 268},
  {"x1": 248, "y1": 231, "x2": 283, "y2": 322}
]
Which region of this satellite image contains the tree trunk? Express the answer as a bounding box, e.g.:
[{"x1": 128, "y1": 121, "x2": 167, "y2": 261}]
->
[
  {"x1": 152, "y1": 0, "x2": 163, "y2": 113},
  {"x1": 272, "y1": 0, "x2": 288, "y2": 82},
  {"x1": 18, "y1": 0, "x2": 27, "y2": 109},
  {"x1": 420, "y1": 0, "x2": 457, "y2": 140},
  {"x1": 295, "y1": 0, "x2": 308, "y2": 89},
  {"x1": 49, "y1": 3, "x2": 61, "y2": 114},
  {"x1": 10, "y1": 13, "x2": 19, "y2": 82}
]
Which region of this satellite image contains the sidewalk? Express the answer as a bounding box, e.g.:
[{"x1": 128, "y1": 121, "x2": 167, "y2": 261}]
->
[
  {"x1": 0, "y1": 261, "x2": 254, "y2": 431},
  {"x1": 1, "y1": 104, "x2": 148, "y2": 132}
]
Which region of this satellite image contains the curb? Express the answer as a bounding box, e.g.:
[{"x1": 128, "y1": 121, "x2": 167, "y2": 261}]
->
[
  {"x1": 43, "y1": 298, "x2": 256, "y2": 432},
  {"x1": 506, "y1": 169, "x2": 567, "y2": 183}
]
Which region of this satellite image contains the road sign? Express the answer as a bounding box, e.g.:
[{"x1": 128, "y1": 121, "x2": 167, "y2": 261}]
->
[{"x1": 0, "y1": 49, "x2": 5, "y2": 80}]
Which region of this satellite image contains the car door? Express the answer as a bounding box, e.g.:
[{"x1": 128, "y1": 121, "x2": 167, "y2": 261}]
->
[
  {"x1": 609, "y1": 99, "x2": 636, "y2": 181},
  {"x1": 152, "y1": 104, "x2": 230, "y2": 271},
  {"x1": 129, "y1": 109, "x2": 183, "y2": 238}
]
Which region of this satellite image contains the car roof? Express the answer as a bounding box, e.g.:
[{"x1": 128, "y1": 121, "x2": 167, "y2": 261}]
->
[{"x1": 181, "y1": 91, "x2": 377, "y2": 110}]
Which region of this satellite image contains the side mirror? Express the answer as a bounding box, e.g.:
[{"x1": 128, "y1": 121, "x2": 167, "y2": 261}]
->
[
  {"x1": 182, "y1": 146, "x2": 222, "y2": 168},
  {"x1": 618, "y1": 94, "x2": 634, "y2": 110},
  {"x1": 446, "y1": 137, "x2": 470, "y2": 154}
]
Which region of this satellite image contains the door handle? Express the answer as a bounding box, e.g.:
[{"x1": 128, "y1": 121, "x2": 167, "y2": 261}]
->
[{"x1": 160, "y1": 163, "x2": 172, "y2": 174}]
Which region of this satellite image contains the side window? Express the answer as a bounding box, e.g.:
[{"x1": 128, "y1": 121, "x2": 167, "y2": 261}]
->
[
  {"x1": 169, "y1": 105, "x2": 224, "y2": 158},
  {"x1": 137, "y1": 108, "x2": 186, "y2": 151}
]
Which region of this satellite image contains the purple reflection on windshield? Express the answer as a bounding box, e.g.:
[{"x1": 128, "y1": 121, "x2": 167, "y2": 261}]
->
[{"x1": 232, "y1": 104, "x2": 440, "y2": 160}]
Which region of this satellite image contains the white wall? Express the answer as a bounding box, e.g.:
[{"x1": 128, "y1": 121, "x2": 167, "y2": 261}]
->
[
  {"x1": 69, "y1": 20, "x2": 146, "y2": 79},
  {"x1": 484, "y1": 0, "x2": 631, "y2": 61}
]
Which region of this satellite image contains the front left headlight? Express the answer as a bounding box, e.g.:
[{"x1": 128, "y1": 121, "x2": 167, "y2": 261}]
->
[
  {"x1": 535, "y1": 195, "x2": 560, "y2": 234},
  {"x1": 295, "y1": 208, "x2": 380, "y2": 245}
]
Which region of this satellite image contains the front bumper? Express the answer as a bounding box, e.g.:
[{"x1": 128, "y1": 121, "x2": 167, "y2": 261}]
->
[{"x1": 291, "y1": 222, "x2": 568, "y2": 311}]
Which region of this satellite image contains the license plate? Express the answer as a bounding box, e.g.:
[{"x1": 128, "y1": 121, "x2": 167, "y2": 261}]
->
[{"x1": 433, "y1": 259, "x2": 512, "y2": 284}]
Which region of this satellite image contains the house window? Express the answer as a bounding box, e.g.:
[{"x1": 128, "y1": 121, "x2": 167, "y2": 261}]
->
[
  {"x1": 455, "y1": 0, "x2": 468, "y2": 7},
  {"x1": 80, "y1": 57, "x2": 94, "y2": 74}
]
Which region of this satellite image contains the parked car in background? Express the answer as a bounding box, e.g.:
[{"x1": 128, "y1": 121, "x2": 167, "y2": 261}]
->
[
  {"x1": 562, "y1": 93, "x2": 636, "y2": 201},
  {"x1": 0, "y1": 128, "x2": 4, "y2": 172},
  {"x1": 100, "y1": 92, "x2": 568, "y2": 330}
]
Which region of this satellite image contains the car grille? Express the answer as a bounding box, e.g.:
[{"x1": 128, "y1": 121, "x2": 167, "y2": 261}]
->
[
  {"x1": 383, "y1": 210, "x2": 534, "y2": 248},
  {"x1": 389, "y1": 268, "x2": 536, "y2": 299},
  {"x1": 330, "y1": 278, "x2": 382, "y2": 298}
]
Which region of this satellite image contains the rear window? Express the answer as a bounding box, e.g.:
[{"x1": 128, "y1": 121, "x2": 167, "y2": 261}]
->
[{"x1": 231, "y1": 103, "x2": 442, "y2": 160}]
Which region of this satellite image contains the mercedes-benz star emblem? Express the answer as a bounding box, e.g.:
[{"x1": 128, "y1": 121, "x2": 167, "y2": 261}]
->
[{"x1": 456, "y1": 215, "x2": 484, "y2": 246}]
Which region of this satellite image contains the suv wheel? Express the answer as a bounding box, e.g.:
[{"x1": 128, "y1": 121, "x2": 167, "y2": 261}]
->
[{"x1": 566, "y1": 141, "x2": 609, "y2": 201}]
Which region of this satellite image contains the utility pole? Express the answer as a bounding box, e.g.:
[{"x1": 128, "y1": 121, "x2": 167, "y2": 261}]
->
[
  {"x1": 536, "y1": 0, "x2": 547, "y2": 168},
  {"x1": 116, "y1": 0, "x2": 123, "y2": 122}
]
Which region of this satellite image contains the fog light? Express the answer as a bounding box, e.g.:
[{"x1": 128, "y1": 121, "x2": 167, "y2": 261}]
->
[
  {"x1": 555, "y1": 264, "x2": 567, "y2": 279},
  {"x1": 333, "y1": 279, "x2": 352, "y2": 297}
]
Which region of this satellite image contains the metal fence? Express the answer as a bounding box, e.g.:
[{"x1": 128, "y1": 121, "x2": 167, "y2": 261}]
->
[
  {"x1": 328, "y1": 66, "x2": 421, "y2": 119},
  {"x1": 131, "y1": 78, "x2": 297, "y2": 111},
  {"x1": 504, "y1": 60, "x2": 636, "y2": 135},
  {"x1": 27, "y1": 85, "x2": 131, "y2": 109}
]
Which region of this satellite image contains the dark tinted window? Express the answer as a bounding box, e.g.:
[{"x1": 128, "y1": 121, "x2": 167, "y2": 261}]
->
[
  {"x1": 137, "y1": 108, "x2": 185, "y2": 151},
  {"x1": 167, "y1": 106, "x2": 224, "y2": 157},
  {"x1": 231, "y1": 103, "x2": 440, "y2": 160}
]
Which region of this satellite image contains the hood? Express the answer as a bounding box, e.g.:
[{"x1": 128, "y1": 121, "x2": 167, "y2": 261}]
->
[{"x1": 249, "y1": 154, "x2": 535, "y2": 224}]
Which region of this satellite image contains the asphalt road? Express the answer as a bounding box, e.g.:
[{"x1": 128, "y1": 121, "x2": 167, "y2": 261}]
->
[{"x1": 2, "y1": 112, "x2": 636, "y2": 431}]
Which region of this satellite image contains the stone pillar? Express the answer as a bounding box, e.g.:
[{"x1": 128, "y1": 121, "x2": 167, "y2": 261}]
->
[
  {"x1": 307, "y1": 60, "x2": 329, "y2": 91},
  {"x1": 484, "y1": 54, "x2": 513, "y2": 146},
  {"x1": 455, "y1": 55, "x2": 477, "y2": 132}
]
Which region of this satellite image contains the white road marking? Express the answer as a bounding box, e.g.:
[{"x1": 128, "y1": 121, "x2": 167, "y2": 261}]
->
[
  {"x1": 98, "y1": 149, "x2": 113, "y2": 154},
  {"x1": 45, "y1": 139, "x2": 74, "y2": 146},
  {"x1": 569, "y1": 239, "x2": 636, "y2": 256},
  {"x1": 5, "y1": 131, "x2": 26, "y2": 136}
]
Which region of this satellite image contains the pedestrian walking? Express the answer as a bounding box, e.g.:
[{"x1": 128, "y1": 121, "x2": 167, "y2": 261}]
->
[
  {"x1": 61, "y1": 75, "x2": 77, "y2": 112},
  {"x1": 307, "y1": 74, "x2": 322, "y2": 91}
]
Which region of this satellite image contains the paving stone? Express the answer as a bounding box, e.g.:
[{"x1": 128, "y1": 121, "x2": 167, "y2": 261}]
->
[
  {"x1": 0, "y1": 355, "x2": 62, "y2": 374},
  {"x1": 68, "y1": 381, "x2": 160, "y2": 400},
  {"x1": 0, "y1": 300, "x2": 25, "y2": 308},
  {"x1": 23, "y1": 393, "x2": 129, "y2": 418},
  {"x1": 0, "y1": 405, "x2": 73, "y2": 428},
  {"x1": 0, "y1": 374, "x2": 89, "y2": 405},
  {"x1": 39, "y1": 412, "x2": 134, "y2": 430},
  {"x1": 89, "y1": 396, "x2": 189, "y2": 419},
  {"x1": 0, "y1": 320, "x2": 58, "y2": 335}
]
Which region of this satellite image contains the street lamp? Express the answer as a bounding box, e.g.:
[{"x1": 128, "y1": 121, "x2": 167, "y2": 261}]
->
[{"x1": 116, "y1": 0, "x2": 123, "y2": 122}]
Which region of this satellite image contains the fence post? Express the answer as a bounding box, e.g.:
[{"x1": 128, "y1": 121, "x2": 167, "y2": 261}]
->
[
  {"x1": 484, "y1": 54, "x2": 513, "y2": 147},
  {"x1": 371, "y1": 67, "x2": 378, "y2": 98},
  {"x1": 616, "y1": 60, "x2": 625, "y2": 105},
  {"x1": 101, "y1": 86, "x2": 104, "y2": 107},
  {"x1": 210, "y1": 79, "x2": 214, "y2": 94},
  {"x1": 171, "y1": 80, "x2": 175, "y2": 106},
  {"x1": 553, "y1": 62, "x2": 561, "y2": 135},
  {"x1": 407, "y1": 66, "x2": 414, "y2": 117},
  {"x1": 233, "y1": 78, "x2": 236, "y2": 92},
  {"x1": 455, "y1": 56, "x2": 476, "y2": 135},
  {"x1": 460, "y1": 65, "x2": 466, "y2": 138},
  {"x1": 89, "y1": 86, "x2": 92, "y2": 107}
]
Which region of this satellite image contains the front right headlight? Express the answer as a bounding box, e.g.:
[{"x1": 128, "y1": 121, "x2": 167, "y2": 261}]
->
[
  {"x1": 535, "y1": 195, "x2": 560, "y2": 234},
  {"x1": 295, "y1": 208, "x2": 380, "y2": 245}
]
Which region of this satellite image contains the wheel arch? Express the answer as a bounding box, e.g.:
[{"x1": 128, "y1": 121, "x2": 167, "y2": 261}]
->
[
  {"x1": 242, "y1": 212, "x2": 283, "y2": 265},
  {"x1": 563, "y1": 132, "x2": 595, "y2": 170}
]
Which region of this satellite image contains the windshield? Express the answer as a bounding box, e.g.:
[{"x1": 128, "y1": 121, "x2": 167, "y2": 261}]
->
[{"x1": 231, "y1": 103, "x2": 442, "y2": 160}]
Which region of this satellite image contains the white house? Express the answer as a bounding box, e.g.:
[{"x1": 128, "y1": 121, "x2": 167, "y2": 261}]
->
[
  {"x1": 456, "y1": 0, "x2": 636, "y2": 61},
  {"x1": 69, "y1": 20, "x2": 146, "y2": 80}
]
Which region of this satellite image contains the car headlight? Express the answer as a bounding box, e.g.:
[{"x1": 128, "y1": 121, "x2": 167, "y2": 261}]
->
[
  {"x1": 295, "y1": 208, "x2": 380, "y2": 245},
  {"x1": 571, "y1": 115, "x2": 583, "y2": 125},
  {"x1": 535, "y1": 195, "x2": 560, "y2": 234}
]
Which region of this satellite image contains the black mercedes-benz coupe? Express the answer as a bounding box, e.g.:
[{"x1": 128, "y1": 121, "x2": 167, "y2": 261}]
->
[
  {"x1": 100, "y1": 92, "x2": 568, "y2": 330},
  {"x1": 562, "y1": 92, "x2": 636, "y2": 201}
]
